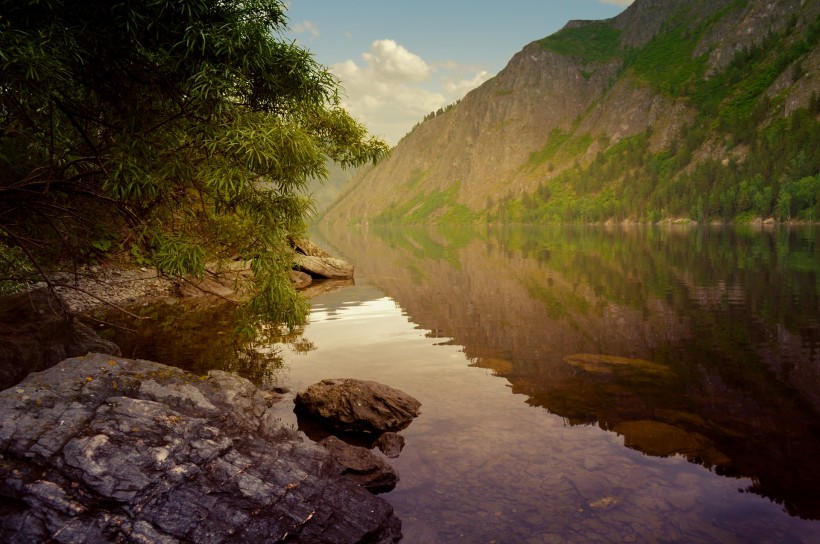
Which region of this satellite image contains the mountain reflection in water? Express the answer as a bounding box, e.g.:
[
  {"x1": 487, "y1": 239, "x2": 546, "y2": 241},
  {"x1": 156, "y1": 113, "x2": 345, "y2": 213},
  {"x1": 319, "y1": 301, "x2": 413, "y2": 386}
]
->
[
  {"x1": 316, "y1": 224, "x2": 820, "y2": 521},
  {"x1": 98, "y1": 224, "x2": 820, "y2": 542}
]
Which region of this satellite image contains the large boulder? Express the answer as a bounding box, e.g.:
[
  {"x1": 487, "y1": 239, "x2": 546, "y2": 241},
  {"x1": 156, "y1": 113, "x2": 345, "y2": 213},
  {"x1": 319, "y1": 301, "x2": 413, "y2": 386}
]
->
[
  {"x1": 0, "y1": 354, "x2": 401, "y2": 544},
  {"x1": 294, "y1": 379, "x2": 421, "y2": 434},
  {"x1": 0, "y1": 289, "x2": 120, "y2": 391},
  {"x1": 293, "y1": 254, "x2": 354, "y2": 279}
]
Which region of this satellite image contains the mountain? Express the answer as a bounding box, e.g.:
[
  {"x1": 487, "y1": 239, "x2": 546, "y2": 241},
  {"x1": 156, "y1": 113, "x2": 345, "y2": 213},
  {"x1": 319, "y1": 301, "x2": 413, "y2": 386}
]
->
[
  {"x1": 320, "y1": 0, "x2": 820, "y2": 225},
  {"x1": 302, "y1": 161, "x2": 357, "y2": 215}
]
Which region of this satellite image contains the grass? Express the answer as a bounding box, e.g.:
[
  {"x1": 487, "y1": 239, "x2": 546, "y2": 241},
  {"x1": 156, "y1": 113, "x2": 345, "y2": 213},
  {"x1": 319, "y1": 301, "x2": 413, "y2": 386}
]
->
[
  {"x1": 526, "y1": 128, "x2": 570, "y2": 170},
  {"x1": 373, "y1": 181, "x2": 480, "y2": 224},
  {"x1": 538, "y1": 21, "x2": 622, "y2": 64}
]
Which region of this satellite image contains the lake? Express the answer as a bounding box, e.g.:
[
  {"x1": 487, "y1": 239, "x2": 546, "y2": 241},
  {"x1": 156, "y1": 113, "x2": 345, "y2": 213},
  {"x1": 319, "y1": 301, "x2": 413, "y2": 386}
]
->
[{"x1": 97, "y1": 224, "x2": 820, "y2": 543}]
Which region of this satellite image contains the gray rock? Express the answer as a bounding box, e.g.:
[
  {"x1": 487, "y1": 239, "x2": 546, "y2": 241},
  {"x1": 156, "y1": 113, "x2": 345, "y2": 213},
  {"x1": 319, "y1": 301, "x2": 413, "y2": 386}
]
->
[
  {"x1": 289, "y1": 269, "x2": 313, "y2": 290},
  {"x1": 290, "y1": 238, "x2": 333, "y2": 259},
  {"x1": 319, "y1": 436, "x2": 398, "y2": 494},
  {"x1": 294, "y1": 254, "x2": 354, "y2": 279},
  {"x1": 290, "y1": 237, "x2": 354, "y2": 279},
  {"x1": 0, "y1": 354, "x2": 401, "y2": 543},
  {"x1": 294, "y1": 379, "x2": 421, "y2": 434}
]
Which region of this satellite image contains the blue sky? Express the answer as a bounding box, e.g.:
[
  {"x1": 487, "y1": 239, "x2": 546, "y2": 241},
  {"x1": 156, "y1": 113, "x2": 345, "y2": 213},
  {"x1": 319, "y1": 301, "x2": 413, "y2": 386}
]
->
[{"x1": 284, "y1": 1, "x2": 634, "y2": 145}]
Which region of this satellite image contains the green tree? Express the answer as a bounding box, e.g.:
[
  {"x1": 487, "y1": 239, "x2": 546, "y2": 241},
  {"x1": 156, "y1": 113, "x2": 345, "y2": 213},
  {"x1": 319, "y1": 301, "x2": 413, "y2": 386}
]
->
[{"x1": 0, "y1": 0, "x2": 388, "y2": 329}]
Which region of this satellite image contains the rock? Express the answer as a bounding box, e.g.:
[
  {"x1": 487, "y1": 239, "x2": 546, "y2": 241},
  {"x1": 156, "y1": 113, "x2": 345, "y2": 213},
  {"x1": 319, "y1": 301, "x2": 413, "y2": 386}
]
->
[
  {"x1": 0, "y1": 354, "x2": 402, "y2": 543},
  {"x1": 291, "y1": 238, "x2": 333, "y2": 259},
  {"x1": 375, "y1": 432, "x2": 406, "y2": 458},
  {"x1": 52, "y1": 268, "x2": 177, "y2": 313},
  {"x1": 177, "y1": 261, "x2": 255, "y2": 300},
  {"x1": 294, "y1": 379, "x2": 421, "y2": 434},
  {"x1": 319, "y1": 436, "x2": 398, "y2": 494},
  {"x1": 613, "y1": 419, "x2": 731, "y2": 468},
  {"x1": 294, "y1": 254, "x2": 354, "y2": 279},
  {"x1": 0, "y1": 289, "x2": 121, "y2": 391},
  {"x1": 290, "y1": 269, "x2": 313, "y2": 290},
  {"x1": 177, "y1": 275, "x2": 237, "y2": 299},
  {"x1": 289, "y1": 237, "x2": 353, "y2": 279}
]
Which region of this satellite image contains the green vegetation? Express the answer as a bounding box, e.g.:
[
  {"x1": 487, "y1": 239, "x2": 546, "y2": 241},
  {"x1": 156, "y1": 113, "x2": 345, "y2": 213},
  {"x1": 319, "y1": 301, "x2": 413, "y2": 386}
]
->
[
  {"x1": 538, "y1": 21, "x2": 622, "y2": 63},
  {"x1": 492, "y1": 9, "x2": 820, "y2": 225},
  {"x1": 328, "y1": 4, "x2": 818, "y2": 228},
  {"x1": 0, "y1": 245, "x2": 36, "y2": 295},
  {"x1": 527, "y1": 129, "x2": 572, "y2": 170},
  {"x1": 492, "y1": 103, "x2": 820, "y2": 224},
  {"x1": 627, "y1": 24, "x2": 708, "y2": 96},
  {"x1": 0, "y1": 0, "x2": 388, "y2": 328},
  {"x1": 374, "y1": 181, "x2": 481, "y2": 224},
  {"x1": 403, "y1": 168, "x2": 430, "y2": 190}
]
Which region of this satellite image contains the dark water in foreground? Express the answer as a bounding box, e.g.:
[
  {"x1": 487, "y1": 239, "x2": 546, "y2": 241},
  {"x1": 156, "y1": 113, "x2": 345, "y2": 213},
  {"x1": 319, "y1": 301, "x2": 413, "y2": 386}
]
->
[{"x1": 97, "y1": 225, "x2": 820, "y2": 543}]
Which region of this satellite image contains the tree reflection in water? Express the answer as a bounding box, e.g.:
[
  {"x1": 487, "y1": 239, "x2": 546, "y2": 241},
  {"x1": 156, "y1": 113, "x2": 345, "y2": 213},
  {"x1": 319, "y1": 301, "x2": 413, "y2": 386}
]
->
[{"x1": 93, "y1": 296, "x2": 315, "y2": 387}]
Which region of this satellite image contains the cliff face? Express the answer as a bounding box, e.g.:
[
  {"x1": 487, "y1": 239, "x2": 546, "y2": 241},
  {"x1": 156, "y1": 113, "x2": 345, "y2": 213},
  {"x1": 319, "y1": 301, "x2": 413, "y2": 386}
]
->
[{"x1": 322, "y1": 0, "x2": 819, "y2": 225}]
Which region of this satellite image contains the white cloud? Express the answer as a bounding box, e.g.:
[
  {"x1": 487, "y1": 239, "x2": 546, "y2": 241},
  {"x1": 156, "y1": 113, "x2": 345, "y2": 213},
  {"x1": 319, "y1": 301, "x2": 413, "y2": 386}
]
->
[
  {"x1": 598, "y1": 0, "x2": 634, "y2": 6},
  {"x1": 362, "y1": 39, "x2": 431, "y2": 82},
  {"x1": 443, "y1": 70, "x2": 491, "y2": 97},
  {"x1": 331, "y1": 40, "x2": 493, "y2": 145},
  {"x1": 292, "y1": 20, "x2": 320, "y2": 40}
]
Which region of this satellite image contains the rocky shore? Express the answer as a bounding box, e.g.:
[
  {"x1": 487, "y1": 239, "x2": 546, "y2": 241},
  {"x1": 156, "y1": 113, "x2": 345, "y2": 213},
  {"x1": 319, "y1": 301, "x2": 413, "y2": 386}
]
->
[
  {"x1": 0, "y1": 244, "x2": 416, "y2": 543},
  {"x1": 34, "y1": 237, "x2": 353, "y2": 315},
  {"x1": 0, "y1": 354, "x2": 402, "y2": 543}
]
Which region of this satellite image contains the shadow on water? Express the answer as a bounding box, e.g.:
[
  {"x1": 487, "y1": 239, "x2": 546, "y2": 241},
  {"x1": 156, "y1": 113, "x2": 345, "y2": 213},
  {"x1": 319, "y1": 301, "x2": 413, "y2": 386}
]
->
[
  {"x1": 317, "y1": 223, "x2": 820, "y2": 521},
  {"x1": 91, "y1": 297, "x2": 311, "y2": 387}
]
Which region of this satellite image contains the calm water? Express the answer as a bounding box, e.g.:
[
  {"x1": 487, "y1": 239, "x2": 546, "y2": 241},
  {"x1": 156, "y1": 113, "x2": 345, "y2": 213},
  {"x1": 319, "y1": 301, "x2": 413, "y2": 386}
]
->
[{"x1": 97, "y1": 225, "x2": 820, "y2": 543}]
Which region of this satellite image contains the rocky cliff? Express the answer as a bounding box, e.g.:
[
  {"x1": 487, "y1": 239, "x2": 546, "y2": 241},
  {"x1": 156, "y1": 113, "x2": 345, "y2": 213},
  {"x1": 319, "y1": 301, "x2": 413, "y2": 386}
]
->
[{"x1": 322, "y1": 0, "x2": 819, "y2": 224}]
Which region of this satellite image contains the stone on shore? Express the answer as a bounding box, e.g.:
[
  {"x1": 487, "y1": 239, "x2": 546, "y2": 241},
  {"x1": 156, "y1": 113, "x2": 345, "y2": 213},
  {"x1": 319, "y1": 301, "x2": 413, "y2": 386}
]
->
[
  {"x1": 291, "y1": 238, "x2": 354, "y2": 279},
  {"x1": 294, "y1": 254, "x2": 354, "y2": 279},
  {"x1": 0, "y1": 354, "x2": 401, "y2": 543},
  {"x1": 294, "y1": 379, "x2": 421, "y2": 434}
]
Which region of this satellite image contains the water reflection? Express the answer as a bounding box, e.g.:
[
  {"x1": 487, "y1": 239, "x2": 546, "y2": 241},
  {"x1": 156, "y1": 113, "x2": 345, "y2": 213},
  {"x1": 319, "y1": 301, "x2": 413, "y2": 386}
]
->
[
  {"x1": 316, "y1": 224, "x2": 820, "y2": 521},
  {"x1": 94, "y1": 224, "x2": 820, "y2": 540},
  {"x1": 92, "y1": 297, "x2": 313, "y2": 386}
]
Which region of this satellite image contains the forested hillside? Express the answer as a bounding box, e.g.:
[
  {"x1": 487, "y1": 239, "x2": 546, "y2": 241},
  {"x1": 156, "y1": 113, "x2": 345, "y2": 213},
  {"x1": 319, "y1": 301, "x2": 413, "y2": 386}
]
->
[{"x1": 321, "y1": 0, "x2": 820, "y2": 225}]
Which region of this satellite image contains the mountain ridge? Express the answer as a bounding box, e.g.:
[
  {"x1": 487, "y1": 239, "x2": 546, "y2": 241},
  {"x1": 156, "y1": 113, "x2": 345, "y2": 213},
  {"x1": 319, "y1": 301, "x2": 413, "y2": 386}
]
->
[{"x1": 321, "y1": 0, "x2": 819, "y2": 225}]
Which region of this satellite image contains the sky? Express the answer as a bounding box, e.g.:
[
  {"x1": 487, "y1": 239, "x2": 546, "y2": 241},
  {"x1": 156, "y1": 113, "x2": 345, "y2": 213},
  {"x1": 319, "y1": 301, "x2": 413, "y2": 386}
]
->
[{"x1": 284, "y1": 0, "x2": 634, "y2": 145}]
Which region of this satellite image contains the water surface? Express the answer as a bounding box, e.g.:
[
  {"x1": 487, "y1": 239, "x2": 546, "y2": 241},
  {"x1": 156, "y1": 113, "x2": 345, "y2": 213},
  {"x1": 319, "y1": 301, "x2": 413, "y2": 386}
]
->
[{"x1": 98, "y1": 225, "x2": 820, "y2": 543}]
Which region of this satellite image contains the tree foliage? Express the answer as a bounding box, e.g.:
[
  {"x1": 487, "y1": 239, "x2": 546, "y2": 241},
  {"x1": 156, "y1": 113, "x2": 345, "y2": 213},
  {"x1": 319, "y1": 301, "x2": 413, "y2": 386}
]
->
[{"x1": 0, "y1": 0, "x2": 389, "y2": 327}]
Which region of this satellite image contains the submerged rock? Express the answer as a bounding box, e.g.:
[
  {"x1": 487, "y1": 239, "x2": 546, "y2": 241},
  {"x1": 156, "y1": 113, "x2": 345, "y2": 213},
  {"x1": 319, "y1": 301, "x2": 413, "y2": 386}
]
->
[
  {"x1": 375, "y1": 432, "x2": 406, "y2": 459},
  {"x1": 564, "y1": 353, "x2": 674, "y2": 378},
  {"x1": 319, "y1": 436, "x2": 398, "y2": 494},
  {"x1": 294, "y1": 379, "x2": 421, "y2": 434},
  {"x1": 613, "y1": 419, "x2": 731, "y2": 468},
  {"x1": 0, "y1": 354, "x2": 401, "y2": 543}
]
